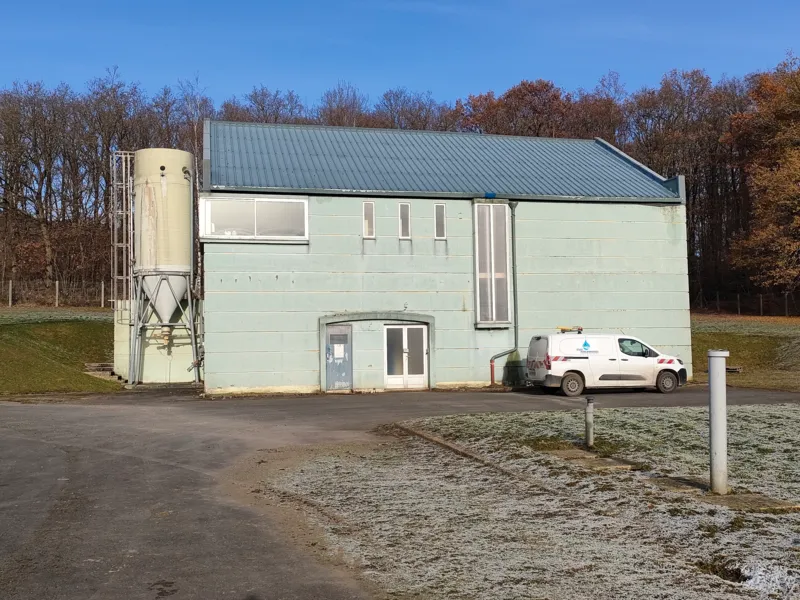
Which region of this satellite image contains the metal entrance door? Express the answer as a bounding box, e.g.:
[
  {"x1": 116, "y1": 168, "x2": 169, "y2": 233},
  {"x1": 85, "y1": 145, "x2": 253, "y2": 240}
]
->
[
  {"x1": 385, "y1": 325, "x2": 428, "y2": 389},
  {"x1": 326, "y1": 325, "x2": 352, "y2": 391}
]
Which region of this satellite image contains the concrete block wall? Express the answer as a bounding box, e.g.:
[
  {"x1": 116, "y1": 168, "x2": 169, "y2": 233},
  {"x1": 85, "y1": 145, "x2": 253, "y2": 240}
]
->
[{"x1": 202, "y1": 195, "x2": 691, "y2": 394}]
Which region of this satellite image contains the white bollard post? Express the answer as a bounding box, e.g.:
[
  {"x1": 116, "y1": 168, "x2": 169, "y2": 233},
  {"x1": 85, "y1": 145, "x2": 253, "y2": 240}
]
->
[
  {"x1": 101, "y1": 281, "x2": 105, "y2": 308},
  {"x1": 55, "y1": 280, "x2": 59, "y2": 308},
  {"x1": 585, "y1": 396, "x2": 595, "y2": 449},
  {"x1": 7, "y1": 280, "x2": 11, "y2": 307},
  {"x1": 708, "y1": 350, "x2": 730, "y2": 494}
]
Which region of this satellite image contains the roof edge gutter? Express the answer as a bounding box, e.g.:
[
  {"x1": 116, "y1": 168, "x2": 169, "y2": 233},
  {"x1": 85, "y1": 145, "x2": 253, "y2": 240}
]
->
[
  {"x1": 205, "y1": 186, "x2": 683, "y2": 204},
  {"x1": 663, "y1": 175, "x2": 686, "y2": 204}
]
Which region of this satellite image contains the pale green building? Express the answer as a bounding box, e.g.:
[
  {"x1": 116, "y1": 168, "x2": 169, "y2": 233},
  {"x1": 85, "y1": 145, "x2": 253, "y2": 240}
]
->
[{"x1": 198, "y1": 120, "x2": 690, "y2": 394}]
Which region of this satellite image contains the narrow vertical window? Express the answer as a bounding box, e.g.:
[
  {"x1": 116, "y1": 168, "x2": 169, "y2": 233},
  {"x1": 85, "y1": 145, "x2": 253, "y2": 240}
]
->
[
  {"x1": 363, "y1": 201, "x2": 375, "y2": 238},
  {"x1": 434, "y1": 204, "x2": 446, "y2": 240},
  {"x1": 399, "y1": 203, "x2": 411, "y2": 239},
  {"x1": 474, "y1": 203, "x2": 510, "y2": 324}
]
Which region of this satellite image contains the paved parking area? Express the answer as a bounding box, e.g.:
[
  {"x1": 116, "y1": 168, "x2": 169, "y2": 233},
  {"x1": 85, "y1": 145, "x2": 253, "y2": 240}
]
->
[{"x1": 1, "y1": 386, "x2": 798, "y2": 599}]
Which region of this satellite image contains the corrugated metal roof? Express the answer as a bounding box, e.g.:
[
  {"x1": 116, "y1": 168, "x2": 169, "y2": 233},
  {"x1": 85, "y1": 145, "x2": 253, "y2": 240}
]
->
[{"x1": 205, "y1": 121, "x2": 681, "y2": 201}]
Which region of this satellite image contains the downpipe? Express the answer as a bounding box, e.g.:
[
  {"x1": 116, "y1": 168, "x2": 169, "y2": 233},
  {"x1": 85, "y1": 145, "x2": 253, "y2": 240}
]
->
[{"x1": 490, "y1": 201, "x2": 519, "y2": 386}]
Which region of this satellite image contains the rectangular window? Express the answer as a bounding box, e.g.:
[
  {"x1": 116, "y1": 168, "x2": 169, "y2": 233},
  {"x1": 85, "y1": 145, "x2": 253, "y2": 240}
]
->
[
  {"x1": 474, "y1": 203, "x2": 510, "y2": 324},
  {"x1": 208, "y1": 199, "x2": 255, "y2": 237},
  {"x1": 434, "y1": 204, "x2": 446, "y2": 239},
  {"x1": 202, "y1": 196, "x2": 308, "y2": 241},
  {"x1": 255, "y1": 201, "x2": 305, "y2": 237},
  {"x1": 399, "y1": 203, "x2": 411, "y2": 239},
  {"x1": 363, "y1": 201, "x2": 375, "y2": 238}
]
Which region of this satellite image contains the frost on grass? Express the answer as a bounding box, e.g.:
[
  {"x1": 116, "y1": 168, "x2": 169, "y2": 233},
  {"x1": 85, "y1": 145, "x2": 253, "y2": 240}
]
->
[
  {"x1": 411, "y1": 404, "x2": 800, "y2": 501},
  {"x1": 273, "y1": 405, "x2": 800, "y2": 600}
]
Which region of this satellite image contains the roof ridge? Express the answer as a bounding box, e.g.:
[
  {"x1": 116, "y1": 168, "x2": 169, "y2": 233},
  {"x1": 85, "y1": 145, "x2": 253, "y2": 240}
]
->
[{"x1": 209, "y1": 119, "x2": 599, "y2": 144}]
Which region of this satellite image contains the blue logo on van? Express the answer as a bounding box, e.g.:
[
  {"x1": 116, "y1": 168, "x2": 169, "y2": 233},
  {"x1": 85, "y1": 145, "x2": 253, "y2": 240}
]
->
[{"x1": 582, "y1": 339, "x2": 591, "y2": 351}]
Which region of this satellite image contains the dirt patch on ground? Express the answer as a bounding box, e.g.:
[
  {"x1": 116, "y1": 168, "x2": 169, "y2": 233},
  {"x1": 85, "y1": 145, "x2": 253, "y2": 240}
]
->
[{"x1": 218, "y1": 438, "x2": 405, "y2": 600}]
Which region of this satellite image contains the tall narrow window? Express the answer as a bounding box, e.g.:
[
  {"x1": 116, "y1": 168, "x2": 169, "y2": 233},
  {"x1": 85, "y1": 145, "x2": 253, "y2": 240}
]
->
[
  {"x1": 363, "y1": 201, "x2": 375, "y2": 238},
  {"x1": 434, "y1": 204, "x2": 446, "y2": 240},
  {"x1": 399, "y1": 203, "x2": 411, "y2": 239},
  {"x1": 475, "y1": 203, "x2": 509, "y2": 324}
]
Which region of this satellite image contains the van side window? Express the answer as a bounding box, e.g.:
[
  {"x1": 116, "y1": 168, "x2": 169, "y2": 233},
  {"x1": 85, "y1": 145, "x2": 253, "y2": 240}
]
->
[{"x1": 619, "y1": 339, "x2": 647, "y2": 358}]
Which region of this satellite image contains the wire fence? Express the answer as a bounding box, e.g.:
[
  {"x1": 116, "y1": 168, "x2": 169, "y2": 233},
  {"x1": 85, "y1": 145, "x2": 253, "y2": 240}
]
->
[
  {"x1": 1, "y1": 279, "x2": 109, "y2": 308},
  {"x1": 3, "y1": 279, "x2": 798, "y2": 318},
  {"x1": 692, "y1": 291, "x2": 800, "y2": 317}
]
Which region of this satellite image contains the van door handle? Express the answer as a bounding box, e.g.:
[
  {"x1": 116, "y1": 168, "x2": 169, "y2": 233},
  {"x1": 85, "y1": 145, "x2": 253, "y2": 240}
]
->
[
  {"x1": 608, "y1": 358, "x2": 616, "y2": 361},
  {"x1": 621, "y1": 359, "x2": 629, "y2": 362}
]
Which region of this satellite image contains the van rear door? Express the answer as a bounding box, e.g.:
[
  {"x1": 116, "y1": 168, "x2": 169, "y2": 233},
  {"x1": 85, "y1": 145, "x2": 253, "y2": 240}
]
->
[{"x1": 526, "y1": 336, "x2": 549, "y2": 382}]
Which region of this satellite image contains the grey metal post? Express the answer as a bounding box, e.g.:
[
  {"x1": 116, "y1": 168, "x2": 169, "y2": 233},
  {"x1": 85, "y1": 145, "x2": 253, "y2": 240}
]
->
[
  {"x1": 7, "y1": 280, "x2": 11, "y2": 307},
  {"x1": 708, "y1": 350, "x2": 729, "y2": 495},
  {"x1": 716, "y1": 291, "x2": 720, "y2": 313},
  {"x1": 737, "y1": 293, "x2": 740, "y2": 315},
  {"x1": 585, "y1": 396, "x2": 595, "y2": 449},
  {"x1": 785, "y1": 292, "x2": 789, "y2": 317},
  {"x1": 759, "y1": 294, "x2": 763, "y2": 316},
  {"x1": 55, "y1": 281, "x2": 59, "y2": 307},
  {"x1": 101, "y1": 280, "x2": 105, "y2": 308}
]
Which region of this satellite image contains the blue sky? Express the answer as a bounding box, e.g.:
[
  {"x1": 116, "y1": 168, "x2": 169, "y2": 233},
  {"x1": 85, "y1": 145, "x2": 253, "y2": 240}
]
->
[{"x1": 3, "y1": 0, "x2": 796, "y2": 105}]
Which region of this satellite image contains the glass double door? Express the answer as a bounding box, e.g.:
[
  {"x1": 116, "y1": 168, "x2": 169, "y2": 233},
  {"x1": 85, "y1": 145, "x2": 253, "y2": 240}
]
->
[{"x1": 385, "y1": 325, "x2": 428, "y2": 389}]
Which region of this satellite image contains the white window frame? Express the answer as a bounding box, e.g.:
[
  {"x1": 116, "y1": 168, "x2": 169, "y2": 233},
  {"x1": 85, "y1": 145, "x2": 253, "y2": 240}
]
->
[
  {"x1": 363, "y1": 201, "x2": 375, "y2": 239},
  {"x1": 399, "y1": 202, "x2": 411, "y2": 239},
  {"x1": 473, "y1": 203, "x2": 512, "y2": 326},
  {"x1": 199, "y1": 195, "x2": 309, "y2": 243},
  {"x1": 434, "y1": 203, "x2": 447, "y2": 240}
]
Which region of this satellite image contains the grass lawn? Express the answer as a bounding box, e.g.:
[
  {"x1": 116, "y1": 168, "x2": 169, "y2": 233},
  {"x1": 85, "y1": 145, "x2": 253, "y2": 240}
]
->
[
  {"x1": 691, "y1": 313, "x2": 800, "y2": 392},
  {"x1": 0, "y1": 320, "x2": 120, "y2": 394}
]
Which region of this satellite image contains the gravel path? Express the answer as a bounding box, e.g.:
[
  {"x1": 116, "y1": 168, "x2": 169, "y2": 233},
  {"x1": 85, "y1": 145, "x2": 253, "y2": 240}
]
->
[{"x1": 273, "y1": 406, "x2": 800, "y2": 600}]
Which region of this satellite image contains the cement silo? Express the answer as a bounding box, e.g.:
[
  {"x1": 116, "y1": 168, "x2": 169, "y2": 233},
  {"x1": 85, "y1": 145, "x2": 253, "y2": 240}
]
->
[{"x1": 126, "y1": 148, "x2": 200, "y2": 384}]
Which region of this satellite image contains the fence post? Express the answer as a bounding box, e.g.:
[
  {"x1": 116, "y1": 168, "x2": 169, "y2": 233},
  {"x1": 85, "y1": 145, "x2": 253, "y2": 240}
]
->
[
  {"x1": 737, "y1": 293, "x2": 740, "y2": 315},
  {"x1": 708, "y1": 350, "x2": 729, "y2": 495},
  {"x1": 785, "y1": 292, "x2": 789, "y2": 317},
  {"x1": 760, "y1": 294, "x2": 763, "y2": 316},
  {"x1": 7, "y1": 280, "x2": 11, "y2": 307},
  {"x1": 55, "y1": 281, "x2": 59, "y2": 308},
  {"x1": 101, "y1": 281, "x2": 105, "y2": 308},
  {"x1": 716, "y1": 291, "x2": 720, "y2": 313}
]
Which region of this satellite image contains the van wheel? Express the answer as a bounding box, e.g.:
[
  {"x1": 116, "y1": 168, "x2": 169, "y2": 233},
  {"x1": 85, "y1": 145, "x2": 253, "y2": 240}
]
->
[
  {"x1": 656, "y1": 371, "x2": 678, "y2": 394},
  {"x1": 560, "y1": 373, "x2": 584, "y2": 397}
]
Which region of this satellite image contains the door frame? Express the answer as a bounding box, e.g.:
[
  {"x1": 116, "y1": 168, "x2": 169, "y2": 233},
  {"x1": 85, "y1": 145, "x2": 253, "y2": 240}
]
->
[
  {"x1": 325, "y1": 324, "x2": 353, "y2": 392},
  {"x1": 384, "y1": 324, "x2": 429, "y2": 389},
  {"x1": 318, "y1": 312, "x2": 435, "y2": 392}
]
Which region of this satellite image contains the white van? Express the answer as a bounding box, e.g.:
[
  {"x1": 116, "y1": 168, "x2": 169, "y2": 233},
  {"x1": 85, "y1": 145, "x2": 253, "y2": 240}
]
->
[{"x1": 526, "y1": 329, "x2": 687, "y2": 396}]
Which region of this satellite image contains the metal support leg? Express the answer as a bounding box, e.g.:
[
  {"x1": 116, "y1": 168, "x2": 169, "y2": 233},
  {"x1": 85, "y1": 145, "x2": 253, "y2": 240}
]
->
[
  {"x1": 128, "y1": 271, "x2": 202, "y2": 386},
  {"x1": 185, "y1": 276, "x2": 200, "y2": 384},
  {"x1": 129, "y1": 276, "x2": 146, "y2": 385}
]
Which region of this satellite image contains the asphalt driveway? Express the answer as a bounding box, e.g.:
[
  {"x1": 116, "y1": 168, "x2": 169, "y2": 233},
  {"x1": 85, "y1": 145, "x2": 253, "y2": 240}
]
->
[{"x1": 1, "y1": 386, "x2": 798, "y2": 599}]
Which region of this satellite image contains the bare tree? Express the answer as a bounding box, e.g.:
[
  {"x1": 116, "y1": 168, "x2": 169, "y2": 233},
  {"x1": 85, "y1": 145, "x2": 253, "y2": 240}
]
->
[
  {"x1": 373, "y1": 88, "x2": 450, "y2": 130},
  {"x1": 316, "y1": 81, "x2": 369, "y2": 126}
]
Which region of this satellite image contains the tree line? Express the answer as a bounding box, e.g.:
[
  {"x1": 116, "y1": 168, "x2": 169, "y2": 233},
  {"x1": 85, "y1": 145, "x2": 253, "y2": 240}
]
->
[{"x1": 1, "y1": 58, "x2": 798, "y2": 300}]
